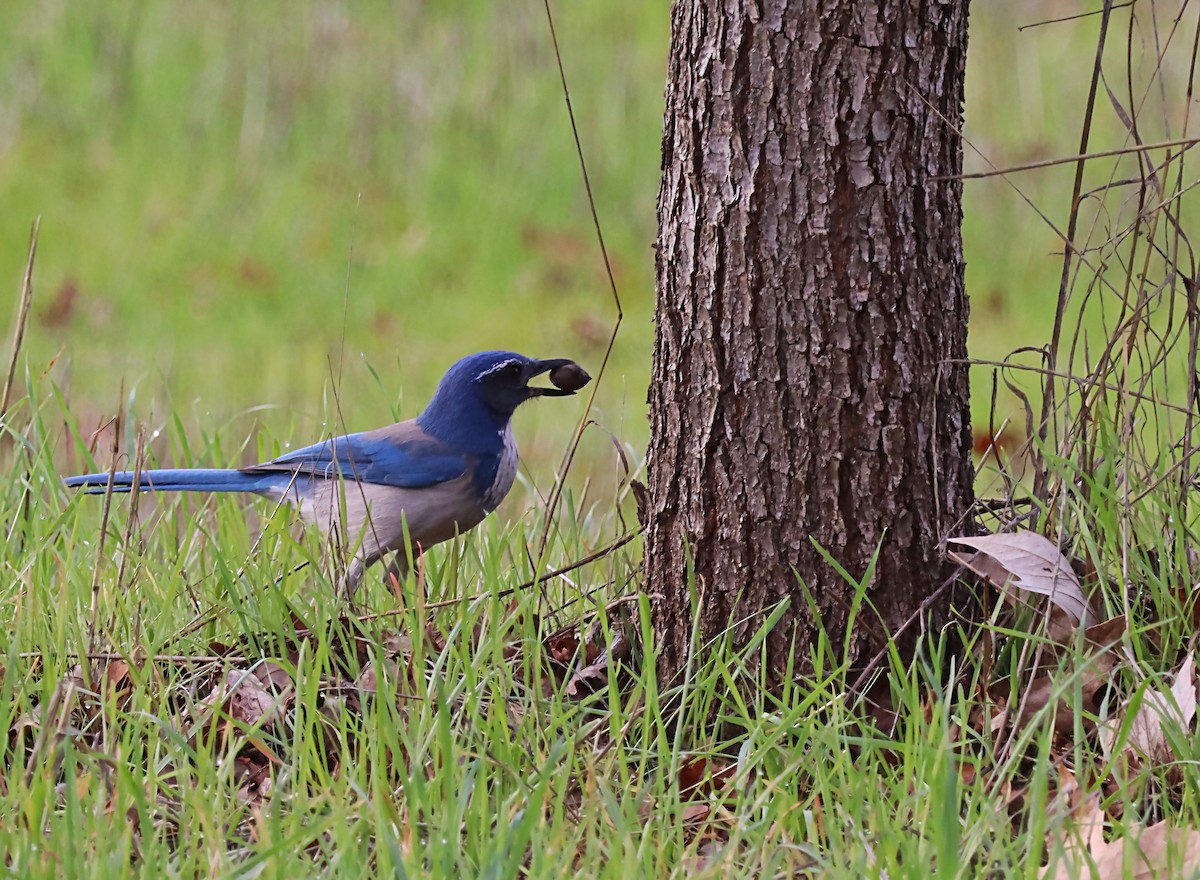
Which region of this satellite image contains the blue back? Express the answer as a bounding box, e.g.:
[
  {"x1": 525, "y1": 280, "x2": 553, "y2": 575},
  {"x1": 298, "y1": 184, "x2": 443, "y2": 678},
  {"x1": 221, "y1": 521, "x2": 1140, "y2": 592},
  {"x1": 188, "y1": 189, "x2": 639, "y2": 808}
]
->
[{"x1": 246, "y1": 423, "x2": 467, "y2": 489}]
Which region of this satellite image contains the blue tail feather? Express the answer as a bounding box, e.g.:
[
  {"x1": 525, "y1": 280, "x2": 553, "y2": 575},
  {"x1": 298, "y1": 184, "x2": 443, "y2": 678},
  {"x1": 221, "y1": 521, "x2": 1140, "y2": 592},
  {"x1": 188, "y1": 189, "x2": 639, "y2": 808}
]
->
[{"x1": 63, "y1": 468, "x2": 290, "y2": 495}]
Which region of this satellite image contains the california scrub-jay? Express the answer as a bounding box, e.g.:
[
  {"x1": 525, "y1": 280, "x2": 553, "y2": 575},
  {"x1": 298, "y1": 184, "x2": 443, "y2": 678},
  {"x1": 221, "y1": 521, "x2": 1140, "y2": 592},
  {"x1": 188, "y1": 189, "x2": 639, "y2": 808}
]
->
[{"x1": 64, "y1": 351, "x2": 591, "y2": 590}]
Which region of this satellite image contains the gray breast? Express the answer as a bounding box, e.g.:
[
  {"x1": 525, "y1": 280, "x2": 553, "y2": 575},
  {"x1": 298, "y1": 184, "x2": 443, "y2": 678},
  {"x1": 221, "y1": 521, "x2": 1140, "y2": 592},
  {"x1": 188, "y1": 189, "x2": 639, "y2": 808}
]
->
[{"x1": 482, "y1": 425, "x2": 518, "y2": 510}]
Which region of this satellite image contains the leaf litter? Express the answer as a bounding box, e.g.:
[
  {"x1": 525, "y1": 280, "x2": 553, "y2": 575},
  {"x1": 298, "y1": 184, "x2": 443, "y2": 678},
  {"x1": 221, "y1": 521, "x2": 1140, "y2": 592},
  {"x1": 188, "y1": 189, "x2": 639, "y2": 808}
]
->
[
  {"x1": 10, "y1": 601, "x2": 639, "y2": 862},
  {"x1": 946, "y1": 528, "x2": 1200, "y2": 876}
]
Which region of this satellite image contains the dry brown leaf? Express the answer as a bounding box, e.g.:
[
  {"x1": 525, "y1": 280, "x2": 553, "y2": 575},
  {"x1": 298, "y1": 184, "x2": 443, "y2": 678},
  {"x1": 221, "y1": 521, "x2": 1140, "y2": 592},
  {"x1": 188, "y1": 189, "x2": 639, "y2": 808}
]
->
[
  {"x1": 1101, "y1": 654, "x2": 1197, "y2": 767},
  {"x1": 201, "y1": 670, "x2": 284, "y2": 729},
  {"x1": 1046, "y1": 820, "x2": 1200, "y2": 880},
  {"x1": 949, "y1": 531, "x2": 1090, "y2": 624},
  {"x1": 678, "y1": 757, "x2": 735, "y2": 801},
  {"x1": 1095, "y1": 822, "x2": 1200, "y2": 878},
  {"x1": 564, "y1": 629, "x2": 631, "y2": 697},
  {"x1": 1056, "y1": 765, "x2": 1105, "y2": 849},
  {"x1": 681, "y1": 803, "x2": 711, "y2": 824},
  {"x1": 680, "y1": 838, "x2": 725, "y2": 873},
  {"x1": 565, "y1": 645, "x2": 611, "y2": 696},
  {"x1": 678, "y1": 757, "x2": 710, "y2": 799},
  {"x1": 1041, "y1": 787, "x2": 1105, "y2": 880},
  {"x1": 548, "y1": 633, "x2": 580, "y2": 665},
  {"x1": 1129, "y1": 654, "x2": 1196, "y2": 760},
  {"x1": 100, "y1": 659, "x2": 133, "y2": 712},
  {"x1": 1010, "y1": 676, "x2": 1082, "y2": 736},
  {"x1": 251, "y1": 661, "x2": 292, "y2": 693},
  {"x1": 356, "y1": 658, "x2": 400, "y2": 692},
  {"x1": 228, "y1": 674, "x2": 277, "y2": 727},
  {"x1": 1085, "y1": 616, "x2": 1127, "y2": 649},
  {"x1": 995, "y1": 618, "x2": 1124, "y2": 737}
]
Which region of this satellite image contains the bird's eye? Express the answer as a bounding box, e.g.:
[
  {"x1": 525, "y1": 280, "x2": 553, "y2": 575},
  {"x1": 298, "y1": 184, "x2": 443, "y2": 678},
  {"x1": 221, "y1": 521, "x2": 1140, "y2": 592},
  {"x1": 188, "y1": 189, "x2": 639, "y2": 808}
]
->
[{"x1": 503, "y1": 362, "x2": 523, "y2": 379}]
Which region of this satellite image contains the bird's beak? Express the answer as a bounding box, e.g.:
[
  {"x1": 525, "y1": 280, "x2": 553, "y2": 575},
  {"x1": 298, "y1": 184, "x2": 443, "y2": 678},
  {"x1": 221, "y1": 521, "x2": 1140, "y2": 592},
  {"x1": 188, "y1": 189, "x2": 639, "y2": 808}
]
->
[{"x1": 526, "y1": 358, "x2": 591, "y2": 397}]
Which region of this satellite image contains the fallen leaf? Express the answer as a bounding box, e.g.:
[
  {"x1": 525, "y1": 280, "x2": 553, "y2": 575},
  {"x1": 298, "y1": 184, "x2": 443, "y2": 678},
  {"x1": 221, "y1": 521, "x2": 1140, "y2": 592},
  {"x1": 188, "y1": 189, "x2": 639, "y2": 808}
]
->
[
  {"x1": 681, "y1": 803, "x2": 711, "y2": 823},
  {"x1": 101, "y1": 659, "x2": 133, "y2": 710},
  {"x1": 228, "y1": 673, "x2": 277, "y2": 727},
  {"x1": 1101, "y1": 654, "x2": 1196, "y2": 767},
  {"x1": 679, "y1": 757, "x2": 708, "y2": 798},
  {"x1": 1041, "y1": 783, "x2": 1106, "y2": 880},
  {"x1": 1045, "y1": 820, "x2": 1200, "y2": 880},
  {"x1": 548, "y1": 633, "x2": 579, "y2": 664},
  {"x1": 1095, "y1": 822, "x2": 1200, "y2": 878},
  {"x1": 949, "y1": 531, "x2": 1090, "y2": 624},
  {"x1": 565, "y1": 630, "x2": 628, "y2": 697},
  {"x1": 356, "y1": 658, "x2": 399, "y2": 692},
  {"x1": 680, "y1": 837, "x2": 725, "y2": 873},
  {"x1": 678, "y1": 757, "x2": 735, "y2": 800},
  {"x1": 200, "y1": 670, "x2": 284, "y2": 729},
  {"x1": 1128, "y1": 654, "x2": 1197, "y2": 761},
  {"x1": 996, "y1": 617, "x2": 1124, "y2": 736},
  {"x1": 252, "y1": 661, "x2": 292, "y2": 693},
  {"x1": 1085, "y1": 615, "x2": 1127, "y2": 649}
]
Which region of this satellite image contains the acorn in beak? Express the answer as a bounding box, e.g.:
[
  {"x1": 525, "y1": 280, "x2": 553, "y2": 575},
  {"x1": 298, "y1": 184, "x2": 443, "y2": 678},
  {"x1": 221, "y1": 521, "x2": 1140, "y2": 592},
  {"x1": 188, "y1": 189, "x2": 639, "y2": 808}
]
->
[{"x1": 526, "y1": 359, "x2": 592, "y2": 397}]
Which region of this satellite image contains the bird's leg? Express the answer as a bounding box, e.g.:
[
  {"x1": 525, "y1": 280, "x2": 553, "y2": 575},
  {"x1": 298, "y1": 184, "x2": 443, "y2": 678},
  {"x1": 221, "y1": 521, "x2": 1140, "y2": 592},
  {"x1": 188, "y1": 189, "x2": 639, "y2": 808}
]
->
[
  {"x1": 381, "y1": 555, "x2": 407, "y2": 601},
  {"x1": 344, "y1": 556, "x2": 366, "y2": 601},
  {"x1": 381, "y1": 544, "x2": 424, "y2": 601}
]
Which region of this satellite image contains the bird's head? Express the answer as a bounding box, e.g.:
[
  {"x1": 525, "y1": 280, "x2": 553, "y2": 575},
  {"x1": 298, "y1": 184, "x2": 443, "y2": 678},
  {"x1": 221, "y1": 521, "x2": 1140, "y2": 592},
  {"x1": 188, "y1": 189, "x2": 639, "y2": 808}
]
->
[{"x1": 417, "y1": 351, "x2": 590, "y2": 446}]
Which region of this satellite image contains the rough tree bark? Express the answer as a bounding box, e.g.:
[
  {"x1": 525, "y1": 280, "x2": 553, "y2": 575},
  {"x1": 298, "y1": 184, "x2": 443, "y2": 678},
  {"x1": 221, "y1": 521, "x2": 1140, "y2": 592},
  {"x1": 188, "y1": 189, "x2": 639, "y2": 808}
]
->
[{"x1": 646, "y1": 0, "x2": 973, "y2": 687}]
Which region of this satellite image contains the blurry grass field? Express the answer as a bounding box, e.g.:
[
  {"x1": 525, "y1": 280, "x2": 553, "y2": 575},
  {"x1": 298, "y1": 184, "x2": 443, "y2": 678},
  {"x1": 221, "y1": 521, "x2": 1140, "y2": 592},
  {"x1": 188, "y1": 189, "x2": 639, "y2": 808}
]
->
[
  {"x1": 2, "y1": 1, "x2": 1180, "y2": 458},
  {"x1": 1, "y1": 0, "x2": 663, "y2": 497},
  {"x1": 5, "y1": 2, "x2": 1200, "y2": 878}
]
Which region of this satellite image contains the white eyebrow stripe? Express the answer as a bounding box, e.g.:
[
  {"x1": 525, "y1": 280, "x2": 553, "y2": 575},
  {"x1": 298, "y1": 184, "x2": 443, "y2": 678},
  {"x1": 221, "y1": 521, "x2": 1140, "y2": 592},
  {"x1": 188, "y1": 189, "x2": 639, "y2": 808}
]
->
[{"x1": 475, "y1": 359, "x2": 522, "y2": 380}]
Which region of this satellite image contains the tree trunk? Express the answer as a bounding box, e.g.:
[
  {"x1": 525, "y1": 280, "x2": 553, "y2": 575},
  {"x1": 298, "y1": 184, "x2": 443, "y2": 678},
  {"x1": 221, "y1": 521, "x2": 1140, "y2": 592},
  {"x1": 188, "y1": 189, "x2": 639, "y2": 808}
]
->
[{"x1": 646, "y1": 0, "x2": 973, "y2": 687}]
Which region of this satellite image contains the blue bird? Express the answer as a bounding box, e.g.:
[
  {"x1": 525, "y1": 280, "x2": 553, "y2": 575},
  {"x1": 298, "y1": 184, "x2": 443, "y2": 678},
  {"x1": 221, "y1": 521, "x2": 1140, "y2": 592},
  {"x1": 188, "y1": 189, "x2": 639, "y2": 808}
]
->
[{"x1": 64, "y1": 351, "x2": 591, "y2": 591}]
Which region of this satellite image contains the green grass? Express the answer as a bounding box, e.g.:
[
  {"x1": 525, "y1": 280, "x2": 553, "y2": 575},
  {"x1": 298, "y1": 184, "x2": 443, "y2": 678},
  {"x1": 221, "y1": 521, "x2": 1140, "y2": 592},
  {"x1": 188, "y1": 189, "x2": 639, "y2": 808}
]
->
[
  {"x1": 4, "y1": 378, "x2": 1200, "y2": 877},
  {"x1": 5, "y1": 1, "x2": 1200, "y2": 877}
]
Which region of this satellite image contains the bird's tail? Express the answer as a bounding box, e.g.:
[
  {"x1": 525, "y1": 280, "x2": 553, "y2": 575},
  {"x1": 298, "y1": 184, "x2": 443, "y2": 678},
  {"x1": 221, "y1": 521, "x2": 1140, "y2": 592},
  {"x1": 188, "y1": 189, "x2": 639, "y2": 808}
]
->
[{"x1": 63, "y1": 468, "x2": 288, "y2": 495}]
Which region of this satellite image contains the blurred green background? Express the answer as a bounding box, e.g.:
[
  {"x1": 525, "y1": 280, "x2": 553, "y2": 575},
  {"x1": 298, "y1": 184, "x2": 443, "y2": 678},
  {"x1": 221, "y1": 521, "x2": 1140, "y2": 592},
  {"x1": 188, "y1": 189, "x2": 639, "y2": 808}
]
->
[{"x1": 0, "y1": 1, "x2": 1184, "y2": 486}]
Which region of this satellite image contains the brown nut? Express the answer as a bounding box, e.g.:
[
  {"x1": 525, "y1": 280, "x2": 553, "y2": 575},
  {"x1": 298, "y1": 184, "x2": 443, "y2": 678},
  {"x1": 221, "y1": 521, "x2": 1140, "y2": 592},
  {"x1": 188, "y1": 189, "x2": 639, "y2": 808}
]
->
[{"x1": 549, "y1": 362, "x2": 591, "y2": 392}]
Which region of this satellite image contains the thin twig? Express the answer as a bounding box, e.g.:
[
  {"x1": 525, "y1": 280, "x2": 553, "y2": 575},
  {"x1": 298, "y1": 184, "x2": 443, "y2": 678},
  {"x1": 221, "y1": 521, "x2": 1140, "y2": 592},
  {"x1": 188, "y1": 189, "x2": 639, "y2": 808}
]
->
[
  {"x1": 1037, "y1": 0, "x2": 1115, "y2": 504},
  {"x1": 935, "y1": 136, "x2": 1200, "y2": 181},
  {"x1": 18, "y1": 651, "x2": 247, "y2": 665},
  {"x1": 533, "y1": 0, "x2": 624, "y2": 586},
  {"x1": 114, "y1": 425, "x2": 148, "y2": 596},
  {"x1": 87, "y1": 383, "x2": 125, "y2": 665},
  {"x1": 2, "y1": 217, "x2": 40, "y2": 419},
  {"x1": 352, "y1": 530, "x2": 639, "y2": 624},
  {"x1": 1017, "y1": 1, "x2": 1133, "y2": 31},
  {"x1": 848, "y1": 569, "x2": 961, "y2": 695},
  {"x1": 947, "y1": 357, "x2": 1199, "y2": 419}
]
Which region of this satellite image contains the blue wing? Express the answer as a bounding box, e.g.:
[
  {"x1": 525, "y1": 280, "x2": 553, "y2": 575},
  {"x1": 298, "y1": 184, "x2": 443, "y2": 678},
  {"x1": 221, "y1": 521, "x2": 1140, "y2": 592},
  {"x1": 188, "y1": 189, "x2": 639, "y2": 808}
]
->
[{"x1": 244, "y1": 421, "x2": 466, "y2": 489}]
